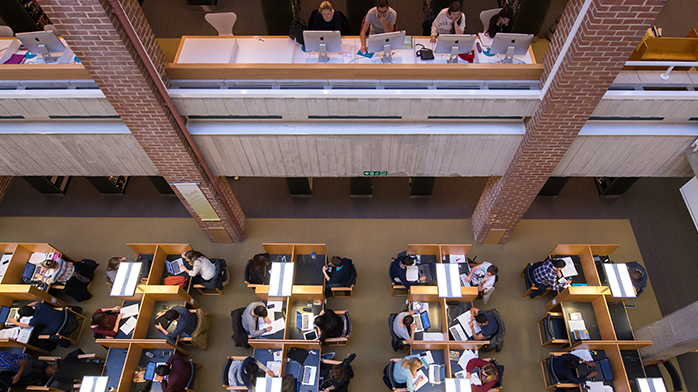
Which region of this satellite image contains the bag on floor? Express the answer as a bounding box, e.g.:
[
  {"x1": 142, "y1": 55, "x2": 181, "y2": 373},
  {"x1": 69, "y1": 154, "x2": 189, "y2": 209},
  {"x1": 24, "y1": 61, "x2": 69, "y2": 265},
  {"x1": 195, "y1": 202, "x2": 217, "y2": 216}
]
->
[{"x1": 164, "y1": 275, "x2": 187, "y2": 289}]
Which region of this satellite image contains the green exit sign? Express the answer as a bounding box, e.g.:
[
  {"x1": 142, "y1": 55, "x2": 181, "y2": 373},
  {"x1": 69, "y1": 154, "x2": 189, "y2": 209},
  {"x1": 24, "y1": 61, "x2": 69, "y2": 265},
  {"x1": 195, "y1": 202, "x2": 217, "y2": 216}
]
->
[{"x1": 363, "y1": 171, "x2": 388, "y2": 176}]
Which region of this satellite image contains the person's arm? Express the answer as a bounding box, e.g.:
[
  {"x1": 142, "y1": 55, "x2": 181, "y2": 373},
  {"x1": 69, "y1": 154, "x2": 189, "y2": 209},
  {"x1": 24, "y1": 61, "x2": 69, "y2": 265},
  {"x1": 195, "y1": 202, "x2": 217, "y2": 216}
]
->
[
  {"x1": 430, "y1": 13, "x2": 439, "y2": 42},
  {"x1": 8, "y1": 318, "x2": 31, "y2": 329},
  {"x1": 332, "y1": 12, "x2": 342, "y2": 31},
  {"x1": 254, "y1": 358, "x2": 275, "y2": 377},
  {"x1": 455, "y1": 14, "x2": 464, "y2": 34},
  {"x1": 322, "y1": 264, "x2": 331, "y2": 281},
  {"x1": 382, "y1": 11, "x2": 395, "y2": 32},
  {"x1": 359, "y1": 20, "x2": 370, "y2": 53},
  {"x1": 407, "y1": 323, "x2": 416, "y2": 345},
  {"x1": 186, "y1": 260, "x2": 201, "y2": 277},
  {"x1": 112, "y1": 313, "x2": 124, "y2": 334},
  {"x1": 12, "y1": 359, "x2": 28, "y2": 384}
]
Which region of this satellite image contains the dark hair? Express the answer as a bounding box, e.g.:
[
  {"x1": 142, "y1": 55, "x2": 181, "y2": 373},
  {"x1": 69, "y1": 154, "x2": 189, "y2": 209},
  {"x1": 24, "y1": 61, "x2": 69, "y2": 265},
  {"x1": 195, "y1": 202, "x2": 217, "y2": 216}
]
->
[
  {"x1": 447, "y1": 1, "x2": 462, "y2": 13},
  {"x1": 253, "y1": 305, "x2": 268, "y2": 318},
  {"x1": 330, "y1": 256, "x2": 343, "y2": 267},
  {"x1": 183, "y1": 250, "x2": 205, "y2": 261},
  {"x1": 376, "y1": 0, "x2": 389, "y2": 8},
  {"x1": 19, "y1": 305, "x2": 35, "y2": 318},
  {"x1": 154, "y1": 365, "x2": 170, "y2": 376},
  {"x1": 329, "y1": 365, "x2": 345, "y2": 381},
  {"x1": 108, "y1": 257, "x2": 121, "y2": 270},
  {"x1": 314, "y1": 308, "x2": 339, "y2": 334},
  {"x1": 165, "y1": 309, "x2": 180, "y2": 321},
  {"x1": 250, "y1": 253, "x2": 269, "y2": 270},
  {"x1": 245, "y1": 362, "x2": 259, "y2": 375},
  {"x1": 403, "y1": 315, "x2": 414, "y2": 327},
  {"x1": 629, "y1": 267, "x2": 643, "y2": 281},
  {"x1": 402, "y1": 255, "x2": 415, "y2": 267},
  {"x1": 475, "y1": 314, "x2": 488, "y2": 324},
  {"x1": 487, "y1": 265, "x2": 499, "y2": 275},
  {"x1": 41, "y1": 259, "x2": 57, "y2": 269},
  {"x1": 552, "y1": 258, "x2": 566, "y2": 269},
  {"x1": 487, "y1": 6, "x2": 515, "y2": 38},
  {"x1": 562, "y1": 355, "x2": 581, "y2": 370},
  {"x1": 91, "y1": 311, "x2": 109, "y2": 327}
]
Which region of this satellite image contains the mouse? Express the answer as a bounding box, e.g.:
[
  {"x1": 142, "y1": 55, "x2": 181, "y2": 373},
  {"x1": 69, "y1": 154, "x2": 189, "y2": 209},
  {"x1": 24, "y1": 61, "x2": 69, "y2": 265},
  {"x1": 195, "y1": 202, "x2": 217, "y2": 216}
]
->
[{"x1": 302, "y1": 307, "x2": 312, "y2": 312}]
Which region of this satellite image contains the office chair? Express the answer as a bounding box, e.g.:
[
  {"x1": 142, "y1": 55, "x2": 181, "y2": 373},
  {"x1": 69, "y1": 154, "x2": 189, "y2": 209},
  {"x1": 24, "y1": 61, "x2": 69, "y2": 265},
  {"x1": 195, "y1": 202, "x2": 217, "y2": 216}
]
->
[
  {"x1": 490, "y1": 359, "x2": 504, "y2": 391},
  {"x1": 480, "y1": 308, "x2": 505, "y2": 353},
  {"x1": 0, "y1": 26, "x2": 13, "y2": 38},
  {"x1": 382, "y1": 359, "x2": 406, "y2": 391},
  {"x1": 540, "y1": 353, "x2": 578, "y2": 390},
  {"x1": 185, "y1": 359, "x2": 203, "y2": 392},
  {"x1": 479, "y1": 8, "x2": 502, "y2": 33},
  {"x1": 193, "y1": 257, "x2": 227, "y2": 295},
  {"x1": 37, "y1": 308, "x2": 85, "y2": 347},
  {"x1": 388, "y1": 313, "x2": 407, "y2": 352},
  {"x1": 204, "y1": 12, "x2": 237, "y2": 36},
  {"x1": 521, "y1": 261, "x2": 551, "y2": 298},
  {"x1": 179, "y1": 308, "x2": 210, "y2": 349},
  {"x1": 325, "y1": 310, "x2": 352, "y2": 346},
  {"x1": 222, "y1": 356, "x2": 248, "y2": 391},
  {"x1": 538, "y1": 312, "x2": 569, "y2": 346},
  {"x1": 27, "y1": 352, "x2": 104, "y2": 392},
  {"x1": 330, "y1": 263, "x2": 357, "y2": 298},
  {"x1": 644, "y1": 359, "x2": 683, "y2": 391}
]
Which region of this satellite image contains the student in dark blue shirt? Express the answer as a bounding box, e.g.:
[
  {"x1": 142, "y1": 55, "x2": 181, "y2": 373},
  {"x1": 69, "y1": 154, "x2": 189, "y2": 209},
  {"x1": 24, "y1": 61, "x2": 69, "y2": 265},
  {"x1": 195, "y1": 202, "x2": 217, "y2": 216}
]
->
[
  {"x1": 552, "y1": 354, "x2": 597, "y2": 384},
  {"x1": 9, "y1": 302, "x2": 64, "y2": 333},
  {"x1": 389, "y1": 253, "x2": 425, "y2": 289},
  {"x1": 626, "y1": 261, "x2": 647, "y2": 295},
  {"x1": 468, "y1": 306, "x2": 498, "y2": 340},
  {"x1": 311, "y1": 1, "x2": 342, "y2": 31},
  {"x1": 323, "y1": 256, "x2": 353, "y2": 295}
]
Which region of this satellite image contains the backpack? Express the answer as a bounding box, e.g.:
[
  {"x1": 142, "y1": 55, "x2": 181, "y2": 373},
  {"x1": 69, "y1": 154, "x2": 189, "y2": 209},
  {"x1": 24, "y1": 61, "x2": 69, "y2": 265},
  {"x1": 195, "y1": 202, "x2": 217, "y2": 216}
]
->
[{"x1": 164, "y1": 275, "x2": 188, "y2": 289}]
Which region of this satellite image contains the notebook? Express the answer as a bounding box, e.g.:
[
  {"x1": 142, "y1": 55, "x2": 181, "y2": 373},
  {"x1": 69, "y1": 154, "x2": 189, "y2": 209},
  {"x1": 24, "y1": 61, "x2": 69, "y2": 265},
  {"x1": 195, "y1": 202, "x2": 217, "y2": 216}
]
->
[{"x1": 300, "y1": 365, "x2": 317, "y2": 385}]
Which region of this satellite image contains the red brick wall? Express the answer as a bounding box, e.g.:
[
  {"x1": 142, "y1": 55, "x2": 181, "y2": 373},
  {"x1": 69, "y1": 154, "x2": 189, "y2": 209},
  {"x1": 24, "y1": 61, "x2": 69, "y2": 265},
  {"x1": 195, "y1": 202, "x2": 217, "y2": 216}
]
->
[
  {"x1": 38, "y1": 0, "x2": 245, "y2": 242},
  {"x1": 472, "y1": 0, "x2": 666, "y2": 244}
]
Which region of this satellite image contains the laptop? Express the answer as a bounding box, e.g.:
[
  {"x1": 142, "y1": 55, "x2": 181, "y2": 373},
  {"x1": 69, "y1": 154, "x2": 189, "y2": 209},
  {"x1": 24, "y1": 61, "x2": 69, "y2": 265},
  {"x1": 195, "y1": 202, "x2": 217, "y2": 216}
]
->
[
  {"x1": 449, "y1": 324, "x2": 467, "y2": 341},
  {"x1": 21, "y1": 263, "x2": 36, "y2": 282},
  {"x1": 0, "y1": 306, "x2": 10, "y2": 327},
  {"x1": 418, "y1": 264, "x2": 434, "y2": 283},
  {"x1": 296, "y1": 311, "x2": 314, "y2": 331},
  {"x1": 413, "y1": 311, "x2": 431, "y2": 333},
  {"x1": 429, "y1": 364, "x2": 445, "y2": 384},
  {"x1": 166, "y1": 258, "x2": 184, "y2": 275},
  {"x1": 300, "y1": 365, "x2": 317, "y2": 386},
  {"x1": 303, "y1": 329, "x2": 318, "y2": 340},
  {"x1": 144, "y1": 362, "x2": 157, "y2": 381}
]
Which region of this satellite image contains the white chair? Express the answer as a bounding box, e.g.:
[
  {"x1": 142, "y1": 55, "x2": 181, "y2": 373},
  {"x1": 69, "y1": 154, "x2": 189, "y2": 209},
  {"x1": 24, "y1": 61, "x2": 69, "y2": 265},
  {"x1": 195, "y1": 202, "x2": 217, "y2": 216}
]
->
[
  {"x1": 0, "y1": 26, "x2": 13, "y2": 37},
  {"x1": 204, "y1": 12, "x2": 237, "y2": 36},
  {"x1": 479, "y1": 8, "x2": 502, "y2": 33}
]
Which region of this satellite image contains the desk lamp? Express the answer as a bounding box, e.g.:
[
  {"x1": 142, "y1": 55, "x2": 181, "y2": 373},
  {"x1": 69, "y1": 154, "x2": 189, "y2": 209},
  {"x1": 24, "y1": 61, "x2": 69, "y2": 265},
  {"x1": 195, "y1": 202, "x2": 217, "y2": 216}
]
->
[
  {"x1": 445, "y1": 378, "x2": 471, "y2": 392},
  {"x1": 436, "y1": 263, "x2": 462, "y2": 298},
  {"x1": 79, "y1": 376, "x2": 110, "y2": 392},
  {"x1": 268, "y1": 262, "x2": 294, "y2": 297},
  {"x1": 637, "y1": 378, "x2": 667, "y2": 392},
  {"x1": 602, "y1": 263, "x2": 636, "y2": 298},
  {"x1": 256, "y1": 376, "x2": 283, "y2": 392},
  {"x1": 110, "y1": 262, "x2": 143, "y2": 297}
]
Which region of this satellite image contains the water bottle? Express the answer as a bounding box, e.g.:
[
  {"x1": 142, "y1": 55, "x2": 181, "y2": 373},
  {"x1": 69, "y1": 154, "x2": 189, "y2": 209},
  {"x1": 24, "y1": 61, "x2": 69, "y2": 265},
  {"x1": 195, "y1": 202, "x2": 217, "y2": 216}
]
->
[{"x1": 311, "y1": 252, "x2": 316, "y2": 260}]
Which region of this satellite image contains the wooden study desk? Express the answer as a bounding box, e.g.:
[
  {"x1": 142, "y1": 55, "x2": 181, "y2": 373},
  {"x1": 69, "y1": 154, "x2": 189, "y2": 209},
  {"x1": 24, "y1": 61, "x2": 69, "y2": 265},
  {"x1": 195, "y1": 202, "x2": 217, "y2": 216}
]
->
[
  {"x1": 247, "y1": 295, "x2": 324, "y2": 350},
  {"x1": 102, "y1": 340, "x2": 188, "y2": 392},
  {"x1": 250, "y1": 243, "x2": 327, "y2": 301},
  {"x1": 124, "y1": 243, "x2": 194, "y2": 297},
  {"x1": 0, "y1": 37, "x2": 89, "y2": 81},
  {"x1": 406, "y1": 345, "x2": 488, "y2": 392},
  {"x1": 248, "y1": 343, "x2": 322, "y2": 392},
  {"x1": 167, "y1": 35, "x2": 543, "y2": 81}
]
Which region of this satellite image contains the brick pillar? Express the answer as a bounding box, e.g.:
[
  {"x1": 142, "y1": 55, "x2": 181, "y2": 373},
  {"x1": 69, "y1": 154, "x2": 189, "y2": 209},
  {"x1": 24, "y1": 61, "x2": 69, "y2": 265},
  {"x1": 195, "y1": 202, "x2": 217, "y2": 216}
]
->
[
  {"x1": 472, "y1": 0, "x2": 666, "y2": 244},
  {"x1": 38, "y1": 0, "x2": 245, "y2": 242},
  {"x1": 0, "y1": 177, "x2": 12, "y2": 205}
]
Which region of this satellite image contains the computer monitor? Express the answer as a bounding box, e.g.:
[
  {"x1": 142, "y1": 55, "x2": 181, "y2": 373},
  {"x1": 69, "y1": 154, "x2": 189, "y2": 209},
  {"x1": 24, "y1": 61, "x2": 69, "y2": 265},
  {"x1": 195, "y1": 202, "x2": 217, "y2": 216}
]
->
[
  {"x1": 303, "y1": 30, "x2": 342, "y2": 63},
  {"x1": 367, "y1": 30, "x2": 406, "y2": 63},
  {"x1": 16, "y1": 31, "x2": 67, "y2": 63},
  {"x1": 435, "y1": 34, "x2": 476, "y2": 63},
  {"x1": 490, "y1": 33, "x2": 534, "y2": 64}
]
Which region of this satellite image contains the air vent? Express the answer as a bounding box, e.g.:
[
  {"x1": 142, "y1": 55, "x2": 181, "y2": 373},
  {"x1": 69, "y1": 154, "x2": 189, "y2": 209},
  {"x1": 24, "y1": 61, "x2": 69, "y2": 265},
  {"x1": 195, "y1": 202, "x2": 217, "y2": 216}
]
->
[
  {"x1": 48, "y1": 115, "x2": 120, "y2": 119},
  {"x1": 427, "y1": 116, "x2": 522, "y2": 120},
  {"x1": 309, "y1": 115, "x2": 401, "y2": 120},
  {"x1": 588, "y1": 116, "x2": 664, "y2": 121},
  {"x1": 187, "y1": 115, "x2": 283, "y2": 119}
]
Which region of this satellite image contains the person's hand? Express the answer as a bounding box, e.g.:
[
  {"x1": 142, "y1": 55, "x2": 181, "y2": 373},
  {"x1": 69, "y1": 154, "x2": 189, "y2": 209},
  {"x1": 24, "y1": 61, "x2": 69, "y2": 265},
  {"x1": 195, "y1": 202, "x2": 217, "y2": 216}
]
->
[
  {"x1": 586, "y1": 361, "x2": 597, "y2": 368},
  {"x1": 265, "y1": 326, "x2": 272, "y2": 332},
  {"x1": 265, "y1": 317, "x2": 271, "y2": 324},
  {"x1": 11, "y1": 373, "x2": 20, "y2": 384},
  {"x1": 589, "y1": 370, "x2": 598, "y2": 378},
  {"x1": 430, "y1": 35, "x2": 437, "y2": 44},
  {"x1": 468, "y1": 320, "x2": 474, "y2": 328},
  {"x1": 406, "y1": 338, "x2": 413, "y2": 345},
  {"x1": 414, "y1": 375, "x2": 424, "y2": 385},
  {"x1": 380, "y1": 15, "x2": 388, "y2": 26},
  {"x1": 360, "y1": 45, "x2": 367, "y2": 54},
  {"x1": 116, "y1": 313, "x2": 124, "y2": 322},
  {"x1": 419, "y1": 276, "x2": 426, "y2": 282},
  {"x1": 156, "y1": 312, "x2": 164, "y2": 318},
  {"x1": 155, "y1": 375, "x2": 164, "y2": 382},
  {"x1": 267, "y1": 370, "x2": 275, "y2": 377},
  {"x1": 114, "y1": 306, "x2": 121, "y2": 311},
  {"x1": 248, "y1": 335, "x2": 253, "y2": 339},
  {"x1": 464, "y1": 275, "x2": 471, "y2": 283}
]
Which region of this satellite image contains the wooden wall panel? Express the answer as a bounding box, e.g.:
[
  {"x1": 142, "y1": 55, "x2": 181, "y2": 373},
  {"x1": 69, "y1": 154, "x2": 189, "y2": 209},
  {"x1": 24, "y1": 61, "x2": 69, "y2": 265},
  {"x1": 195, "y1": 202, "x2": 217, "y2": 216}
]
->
[
  {"x1": 553, "y1": 135, "x2": 694, "y2": 177},
  {"x1": 593, "y1": 98, "x2": 698, "y2": 121},
  {"x1": 0, "y1": 134, "x2": 158, "y2": 176},
  {"x1": 0, "y1": 97, "x2": 115, "y2": 118}
]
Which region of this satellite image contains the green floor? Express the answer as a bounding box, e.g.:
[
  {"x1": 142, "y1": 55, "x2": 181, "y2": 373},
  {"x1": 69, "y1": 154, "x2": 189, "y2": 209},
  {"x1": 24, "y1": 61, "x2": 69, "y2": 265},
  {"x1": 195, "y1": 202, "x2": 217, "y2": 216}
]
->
[{"x1": 0, "y1": 217, "x2": 673, "y2": 391}]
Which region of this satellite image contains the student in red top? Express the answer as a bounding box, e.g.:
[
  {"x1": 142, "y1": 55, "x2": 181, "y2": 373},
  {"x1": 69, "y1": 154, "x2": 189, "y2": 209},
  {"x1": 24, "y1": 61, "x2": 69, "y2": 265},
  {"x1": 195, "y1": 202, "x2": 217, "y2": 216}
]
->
[
  {"x1": 90, "y1": 306, "x2": 123, "y2": 338},
  {"x1": 155, "y1": 352, "x2": 191, "y2": 392},
  {"x1": 465, "y1": 358, "x2": 499, "y2": 392}
]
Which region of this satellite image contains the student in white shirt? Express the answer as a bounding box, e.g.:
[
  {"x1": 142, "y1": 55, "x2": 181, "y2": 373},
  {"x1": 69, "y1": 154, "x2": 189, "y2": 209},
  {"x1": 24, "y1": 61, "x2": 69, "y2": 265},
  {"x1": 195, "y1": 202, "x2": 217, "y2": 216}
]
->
[
  {"x1": 180, "y1": 250, "x2": 216, "y2": 284},
  {"x1": 430, "y1": 1, "x2": 466, "y2": 43},
  {"x1": 464, "y1": 261, "x2": 498, "y2": 304}
]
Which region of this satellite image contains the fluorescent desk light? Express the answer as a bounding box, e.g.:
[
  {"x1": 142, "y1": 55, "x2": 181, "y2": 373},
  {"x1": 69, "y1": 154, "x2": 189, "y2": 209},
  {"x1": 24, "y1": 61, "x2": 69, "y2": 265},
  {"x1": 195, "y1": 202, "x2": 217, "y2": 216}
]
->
[
  {"x1": 268, "y1": 262, "x2": 294, "y2": 297},
  {"x1": 603, "y1": 263, "x2": 636, "y2": 298},
  {"x1": 256, "y1": 376, "x2": 283, "y2": 392},
  {"x1": 436, "y1": 263, "x2": 462, "y2": 298},
  {"x1": 110, "y1": 262, "x2": 143, "y2": 297},
  {"x1": 79, "y1": 376, "x2": 110, "y2": 392},
  {"x1": 445, "y1": 378, "x2": 472, "y2": 392},
  {"x1": 637, "y1": 378, "x2": 667, "y2": 392}
]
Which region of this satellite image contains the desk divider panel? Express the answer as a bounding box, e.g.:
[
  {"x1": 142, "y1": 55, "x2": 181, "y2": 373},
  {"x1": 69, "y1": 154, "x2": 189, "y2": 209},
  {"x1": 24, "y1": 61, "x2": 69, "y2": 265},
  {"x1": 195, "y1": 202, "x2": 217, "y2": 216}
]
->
[
  {"x1": 407, "y1": 244, "x2": 440, "y2": 257},
  {"x1": 603, "y1": 346, "x2": 632, "y2": 392},
  {"x1": 146, "y1": 246, "x2": 168, "y2": 286},
  {"x1": 293, "y1": 244, "x2": 327, "y2": 258},
  {"x1": 0, "y1": 284, "x2": 66, "y2": 307},
  {"x1": 156, "y1": 244, "x2": 192, "y2": 256},
  {"x1": 1, "y1": 244, "x2": 34, "y2": 284},
  {"x1": 592, "y1": 296, "x2": 617, "y2": 341},
  {"x1": 262, "y1": 243, "x2": 295, "y2": 259},
  {"x1": 132, "y1": 295, "x2": 156, "y2": 340},
  {"x1": 141, "y1": 285, "x2": 199, "y2": 308},
  {"x1": 126, "y1": 243, "x2": 159, "y2": 255},
  {"x1": 130, "y1": 339, "x2": 188, "y2": 354},
  {"x1": 546, "y1": 286, "x2": 609, "y2": 311},
  {"x1": 439, "y1": 245, "x2": 472, "y2": 259},
  {"x1": 578, "y1": 247, "x2": 601, "y2": 286},
  {"x1": 0, "y1": 337, "x2": 50, "y2": 355},
  {"x1": 588, "y1": 245, "x2": 621, "y2": 258}
]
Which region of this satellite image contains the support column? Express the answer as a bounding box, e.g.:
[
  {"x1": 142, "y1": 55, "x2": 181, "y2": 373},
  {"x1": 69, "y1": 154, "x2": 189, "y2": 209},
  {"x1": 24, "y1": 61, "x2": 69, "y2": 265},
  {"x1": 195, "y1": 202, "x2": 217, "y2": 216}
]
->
[
  {"x1": 635, "y1": 300, "x2": 698, "y2": 361},
  {"x1": 472, "y1": 0, "x2": 666, "y2": 244},
  {"x1": 38, "y1": 0, "x2": 245, "y2": 242},
  {"x1": 0, "y1": 176, "x2": 12, "y2": 205}
]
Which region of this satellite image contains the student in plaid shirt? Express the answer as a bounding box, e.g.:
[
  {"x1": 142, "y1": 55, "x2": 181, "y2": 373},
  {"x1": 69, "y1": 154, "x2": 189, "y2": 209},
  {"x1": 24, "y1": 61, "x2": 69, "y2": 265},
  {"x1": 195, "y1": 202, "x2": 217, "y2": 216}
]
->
[{"x1": 530, "y1": 258, "x2": 568, "y2": 298}]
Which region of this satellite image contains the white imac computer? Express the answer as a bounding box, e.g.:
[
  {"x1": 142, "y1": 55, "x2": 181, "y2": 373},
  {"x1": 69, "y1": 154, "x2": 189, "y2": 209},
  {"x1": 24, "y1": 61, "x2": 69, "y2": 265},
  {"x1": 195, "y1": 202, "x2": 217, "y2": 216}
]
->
[
  {"x1": 16, "y1": 31, "x2": 72, "y2": 64},
  {"x1": 490, "y1": 33, "x2": 534, "y2": 64},
  {"x1": 435, "y1": 34, "x2": 476, "y2": 63},
  {"x1": 302, "y1": 30, "x2": 342, "y2": 63},
  {"x1": 367, "y1": 30, "x2": 406, "y2": 63}
]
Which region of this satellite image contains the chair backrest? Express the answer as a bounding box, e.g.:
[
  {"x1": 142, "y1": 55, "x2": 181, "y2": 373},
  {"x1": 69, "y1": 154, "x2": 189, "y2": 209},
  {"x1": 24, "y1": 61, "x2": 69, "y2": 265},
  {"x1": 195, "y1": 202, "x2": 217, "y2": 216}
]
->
[
  {"x1": 205, "y1": 12, "x2": 237, "y2": 36},
  {"x1": 59, "y1": 309, "x2": 80, "y2": 336},
  {"x1": 491, "y1": 359, "x2": 504, "y2": 388},
  {"x1": 338, "y1": 11, "x2": 350, "y2": 35},
  {"x1": 348, "y1": 263, "x2": 358, "y2": 286},
  {"x1": 308, "y1": 8, "x2": 319, "y2": 30},
  {"x1": 341, "y1": 311, "x2": 352, "y2": 337},
  {"x1": 222, "y1": 357, "x2": 233, "y2": 386},
  {"x1": 243, "y1": 258, "x2": 252, "y2": 283},
  {"x1": 480, "y1": 8, "x2": 502, "y2": 33},
  {"x1": 0, "y1": 26, "x2": 14, "y2": 37},
  {"x1": 546, "y1": 355, "x2": 561, "y2": 384},
  {"x1": 422, "y1": 15, "x2": 437, "y2": 36}
]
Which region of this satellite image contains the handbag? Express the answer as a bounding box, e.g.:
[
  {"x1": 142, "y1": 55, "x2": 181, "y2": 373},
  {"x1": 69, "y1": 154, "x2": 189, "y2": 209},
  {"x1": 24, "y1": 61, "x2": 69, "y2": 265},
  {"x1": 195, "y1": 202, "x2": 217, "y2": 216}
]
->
[
  {"x1": 289, "y1": 18, "x2": 307, "y2": 45},
  {"x1": 415, "y1": 44, "x2": 434, "y2": 60},
  {"x1": 164, "y1": 275, "x2": 187, "y2": 289}
]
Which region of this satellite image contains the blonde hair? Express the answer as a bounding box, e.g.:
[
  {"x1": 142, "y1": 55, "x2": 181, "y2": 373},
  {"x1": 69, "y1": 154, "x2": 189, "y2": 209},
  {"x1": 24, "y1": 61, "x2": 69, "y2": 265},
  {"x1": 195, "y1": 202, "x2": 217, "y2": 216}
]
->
[
  {"x1": 401, "y1": 357, "x2": 423, "y2": 374},
  {"x1": 319, "y1": 1, "x2": 333, "y2": 11},
  {"x1": 481, "y1": 362, "x2": 498, "y2": 384}
]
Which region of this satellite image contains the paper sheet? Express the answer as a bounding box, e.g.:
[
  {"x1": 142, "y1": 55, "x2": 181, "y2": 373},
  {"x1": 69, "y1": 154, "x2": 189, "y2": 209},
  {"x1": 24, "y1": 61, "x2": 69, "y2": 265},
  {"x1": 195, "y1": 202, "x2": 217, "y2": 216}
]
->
[
  {"x1": 568, "y1": 320, "x2": 587, "y2": 331},
  {"x1": 457, "y1": 350, "x2": 479, "y2": 370},
  {"x1": 456, "y1": 311, "x2": 481, "y2": 337},
  {"x1": 414, "y1": 369, "x2": 428, "y2": 390},
  {"x1": 262, "y1": 317, "x2": 285, "y2": 336},
  {"x1": 422, "y1": 332, "x2": 443, "y2": 341},
  {"x1": 419, "y1": 351, "x2": 434, "y2": 365},
  {"x1": 16, "y1": 328, "x2": 32, "y2": 343},
  {"x1": 561, "y1": 257, "x2": 579, "y2": 277},
  {"x1": 120, "y1": 316, "x2": 136, "y2": 335},
  {"x1": 120, "y1": 304, "x2": 139, "y2": 318},
  {"x1": 449, "y1": 255, "x2": 466, "y2": 263},
  {"x1": 266, "y1": 361, "x2": 281, "y2": 376},
  {"x1": 571, "y1": 349, "x2": 593, "y2": 362},
  {"x1": 406, "y1": 266, "x2": 419, "y2": 281}
]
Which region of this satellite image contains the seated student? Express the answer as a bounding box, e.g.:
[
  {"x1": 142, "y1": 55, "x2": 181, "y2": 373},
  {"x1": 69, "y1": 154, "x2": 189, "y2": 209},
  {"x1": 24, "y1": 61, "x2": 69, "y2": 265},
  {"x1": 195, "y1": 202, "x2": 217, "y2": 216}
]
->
[
  {"x1": 8, "y1": 302, "x2": 64, "y2": 334},
  {"x1": 0, "y1": 351, "x2": 45, "y2": 385},
  {"x1": 392, "y1": 355, "x2": 425, "y2": 392},
  {"x1": 464, "y1": 262, "x2": 498, "y2": 304},
  {"x1": 154, "y1": 306, "x2": 198, "y2": 341},
  {"x1": 314, "y1": 308, "x2": 343, "y2": 342},
  {"x1": 465, "y1": 358, "x2": 499, "y2": 392},
  {"x1": 242, "y1": 302, "x2": 272, "y2": 339},
  {"x1": 38, "y1": 258, "x2": 96, "y2": 302},
  {"x1": 393, "y1": 309, "x2": 418, "y2": 345},
  {"x1": 106, "y1": 256, "x2": 134, "y2": 284},
  {"x1": 430, "y1": 1, "x2": 465, "y2": 43},
  {"x1": 179, "y1": 250, "x2": 216, "y2": 285},
  {"x1": 468, "y1": 306, "x2": 498, "y2": 341},
  {"x1": 552, "y1": 353, "x2": 597, "y2": 384},
  {"x1": 486, "y1": 6, "x2": 514, "y2": 38},
  {"x1": 227, "y1": 356, "x2": 275, "y2": 392},
  {"x1": 320, "y1": 353, "x2": 356, "y2": 392},
  {"x1": 530, "y1": 258, "x2": 569, "y2": 298},
  {"x1": 43, "y1": 348, "x2": 102, "y2": 390},
  {"x1": 90, "y1": 306, "x2": 123, "y2": 338},
  {"x1": 154, "y1": 351, "x2": 191, "y2": 392},
  {"x1": 323, "y1": 256, "x2": 353, "y2": 295},
  {"x1": 626, "y1": 261, "x2": 647, "y2": 295},
  {"x1": 359, "y1": 0, "x2": 397, "y2": 53},
  {"x1": 312, "y1": 1, "x2": 342, "y2": 31},
  {"x1": 389, "y1": 254, "x2": 426, "y2": 289},
  {"x1": 246, "y1": 253, "x2": 270, "y2": 285}
]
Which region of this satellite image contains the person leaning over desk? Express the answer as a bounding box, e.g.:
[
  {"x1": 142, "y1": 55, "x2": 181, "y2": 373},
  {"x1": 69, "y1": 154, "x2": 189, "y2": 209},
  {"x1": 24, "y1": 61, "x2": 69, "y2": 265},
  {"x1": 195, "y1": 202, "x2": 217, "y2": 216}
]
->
[
  {"x1": 243, "y1": 302, "x2": 271, "y2": 338},
  {"x1": 465, "y1": 358, "x2": 499, "y2": 392},
  {"x1": 154, "y1": 351, "x2": 191, "y2": 392},
  {"x1": 90, "y1": 306, "x2": 123, "y2": 338},
  {"x1": 323, "y1": 256, "x2": 353, "y2": 295},
  {"x1": 359, "y1": 0, "x2": 397, "y2": 53},
  {"x1": 314, "y1": 308, "x2": 343, "y2": 342},
  {"x1": 155, "y1": 307, "x2": 197, "y2": 340},
  {"x1": 468, "y1": 306, "x2": 498, "y2": 341},
  {"x1": 392, "y1": 355, "x2": 425, "y2": 392},
  {"x1": 227, "y1": 357, "x2": 276, "y2": 392},
  {"x1": 179, "y1": 250, "x2": 215, "y2": 285},
  {"x1": 393, "y1": 309, "x2": 418, "y2": 345},
  {"x1": 312, "y1": 1, "x2": 342, "y2": 31},
  {"x1": 8, "y1": 302, "x2": 63, "y2": 334},
  {"x1": 486, "y1": 6, "x2": 514, "y2": 38},
  {"x1": 530, "y1": 258, "x2": 569, "y2": 298},
  {"x1": 552, "y1": 353, "x2": 597, "y2": 384},
  {"x1": 430, "y1": 1, "x2": 465, "y2": 43}
]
